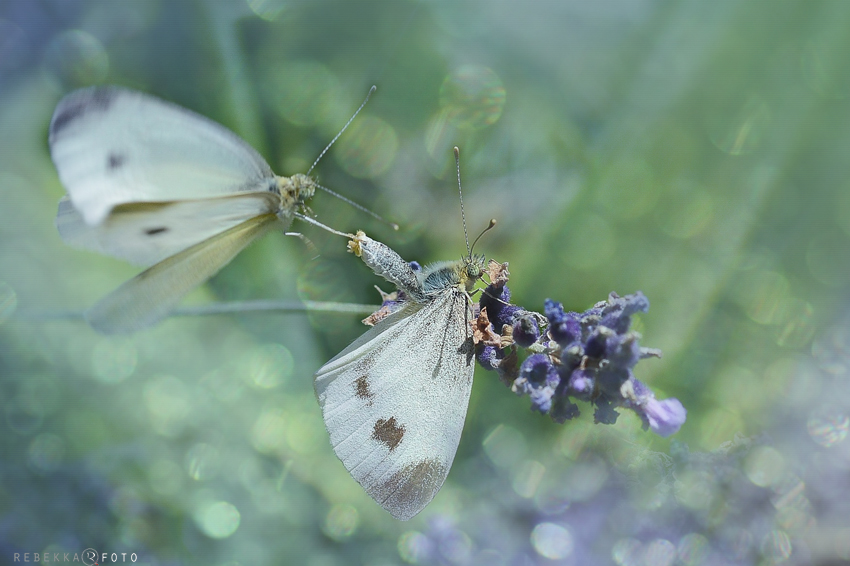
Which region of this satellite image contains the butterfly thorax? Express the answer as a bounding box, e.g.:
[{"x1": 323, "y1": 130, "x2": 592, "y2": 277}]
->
[
  {"x1": 273, "y1": 173, "x2": 317, "y2": 219},
  {"x1": 419, "y1": 254, "x2": 486, "y2": 297}
]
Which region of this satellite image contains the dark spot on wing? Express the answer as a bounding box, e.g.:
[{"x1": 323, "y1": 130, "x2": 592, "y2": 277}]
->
[
  {"x1": 144, "y1": 227, "x2": 168, "y2": 236},
  {"x1": 355, "y1": 375, "x2": 374, "y2": 404},
  {"x1": 372, "y1": 416, "x2": 405, "y2": 451},
  {"x1": 50, "y1": 87, "x2": 116, "y2": 137},
  {"x1": 372, "y1": 458, "x2": 446, "y2": 520},
  {"x1": 107, "y1": 153, "x2": 125, "y2": 171}
]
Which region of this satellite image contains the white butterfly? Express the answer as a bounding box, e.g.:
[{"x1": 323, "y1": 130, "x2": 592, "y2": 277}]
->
[
  {"x1": 49, "y1": 86, "x2": 374, "y2": 334},
  {"x1": 314, "y1": 149, "x2": 493, "y2": 520}
]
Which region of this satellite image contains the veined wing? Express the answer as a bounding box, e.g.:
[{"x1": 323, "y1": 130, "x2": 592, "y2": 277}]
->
[
  {"x1": 56, "y1": 192, "x2": 280, "y2": 267},
  {"x1": 85, "y1": 213, "x2": 278, "y2": 334},
  {"x1": 49, "y1": 86, "x2": 274, "y2": 225},
  {"x1": 314, "y1": 290, "x2": 475, "y2": 520}
]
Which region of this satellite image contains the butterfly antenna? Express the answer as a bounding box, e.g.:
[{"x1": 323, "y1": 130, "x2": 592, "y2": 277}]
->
[
  {"x1": 454, "y1": 146, "x2": 471, "y2": 257},
  {"x1": 307, "y1": 85, "x2": 376, "y2": 176},
  {"x1": 316, "y1": 184, "x2": 399, "y2": 230},
  {"x1": 470, "y1": 218, "x2": 497, "y2": 254}
]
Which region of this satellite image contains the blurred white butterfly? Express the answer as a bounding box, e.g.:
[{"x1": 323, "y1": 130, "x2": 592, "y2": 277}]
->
[
  {"x1": 314, "y1": 148, "x2": 496, "y2": 520},
  {"x1": 49, "y1": 85, "x2": 382, "y2": 334}
]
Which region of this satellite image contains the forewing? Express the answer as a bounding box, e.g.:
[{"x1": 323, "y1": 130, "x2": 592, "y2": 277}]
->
[
  {"x1": 85, "y1": 213, "x2": 277, "y2": 334},
  {"x1": 56, "y1": 192, "x2": 280, "y2": 267},
  {"x1": 314, "y1": 291, "x2": 475, "y2": 520},
  {"x1": 49, "y1": 86, "x2": 275, "y2": 225}
]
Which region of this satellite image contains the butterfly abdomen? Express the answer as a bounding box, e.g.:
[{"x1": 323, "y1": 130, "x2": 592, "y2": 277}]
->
[{"x1": 348, "y1": 231, "x2": 426, "y2": 301}]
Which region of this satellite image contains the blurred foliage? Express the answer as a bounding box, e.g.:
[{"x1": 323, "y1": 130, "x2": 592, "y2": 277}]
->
[{"x1": 2, "y1": 0, "x2": 850, "y2": 565}]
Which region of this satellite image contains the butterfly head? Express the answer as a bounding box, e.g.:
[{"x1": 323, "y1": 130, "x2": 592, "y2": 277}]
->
[
  {"x1": 275, "y1": 173, "x2": 317, "y2": 216},
  {"x1": 457, "y1": 218, "x2": 495, "y2": 293},
  {"x1": 459, "y1": 253, "x2": 487, "y2": 292},
  {"x1": 289, "y1": 173, "x2": 318, "y2": 203}
]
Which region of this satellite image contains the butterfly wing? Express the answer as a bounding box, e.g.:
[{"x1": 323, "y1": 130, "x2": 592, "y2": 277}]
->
[
  {"x1": 85, "y1": 213, "x2": 278, "y2": 334},
  {"x1": 49, "y1": 86, "x2": 275, "y2": 225},
  {"x1": 314, "y1": 290, "x2": 475, "y2": 520},
  {"x1": 56, "y1": 192, "x2": 281, "y2": 267}
]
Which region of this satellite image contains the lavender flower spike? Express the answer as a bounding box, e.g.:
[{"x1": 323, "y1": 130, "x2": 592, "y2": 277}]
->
[{"x1": 476, "y1": 287, "x2": 687, "y2": 437}]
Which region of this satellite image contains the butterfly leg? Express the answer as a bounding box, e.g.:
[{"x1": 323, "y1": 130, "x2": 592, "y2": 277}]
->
[{"x1": 284, "y1": 231, "x2": 320, "y2": 259}]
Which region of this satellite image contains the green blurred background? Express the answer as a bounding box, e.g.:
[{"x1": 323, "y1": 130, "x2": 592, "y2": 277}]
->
[{"x1": 2, "y1": 1, "x2": 850, "y2": 565}]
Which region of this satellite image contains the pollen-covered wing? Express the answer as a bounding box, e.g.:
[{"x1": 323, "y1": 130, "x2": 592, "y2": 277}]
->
[{"x1": 314, "y1": 289, "x2": 475, "y2": 521}]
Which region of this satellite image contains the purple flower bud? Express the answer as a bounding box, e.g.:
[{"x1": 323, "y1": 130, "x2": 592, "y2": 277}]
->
[
  {"x1": 477, "y1": 345, "x2": 504, "y2": 371},
  {"x1": 600, "y1": 314, "x2": 630, "y2": 334},
  {"x1": 512, "y1": 313, "x2": 540, "y2": 347},
  {"x1": 585, "y1": 327, "x2": 613, "y2": 359},
  {"x1": 495, "y1": 305, "x2": 523, "y2": 329},
  {"x1": 558, "y1": 346, "x2": 583, "y2": 373},
  {"x1": 643, "y1": 398, "x2": 687, "y2": 437},
  {"x1": 544, "y1": 299, "x2": 581, "y2": 346},
  {"x1": 618, "y1": 291, "x2": 650, "y2": 317},
  {"x1": 519, "y1": 354, "x2": 555, "y2": 385},
  {"x1": 566, "y1": 369, "x2": 594, "y2": 401},
  {"x1": 543, "y1": 299, "x2": 565, "y2": 323},
  {"x1": 529, "y1": 386, "x2": 555, "y2": 413},
  {"x1": 609, "y1": 333, "x2": 641, "y2": 368},
  {"x1": 480, "y1": 284, "x2": 521, "y2": 329},
  {"x1": 514, "y1": 354, "x2": 560, "y2": 414},
  {"x1": 601, "y1": 292, "x2": 650, "y2": 333},
  {"x1": 409, "y1": 261, "x2": 421, "y2": 272}
]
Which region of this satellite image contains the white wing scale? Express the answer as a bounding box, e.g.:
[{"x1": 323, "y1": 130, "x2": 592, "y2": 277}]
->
[
  {"x1": 49, "y1": 86, "x2": 274, "y2": 225},
  {"x1": 56, "y1": 192, "x2": 280, "y2": 267},
  {"x1": 85, "y1": 214, "x2": 278, "y2": 334},
  {"x1": 314, "y1": 290, "x2": 475, "y2": 521}
]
